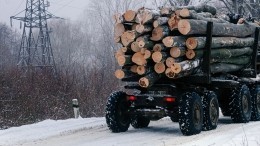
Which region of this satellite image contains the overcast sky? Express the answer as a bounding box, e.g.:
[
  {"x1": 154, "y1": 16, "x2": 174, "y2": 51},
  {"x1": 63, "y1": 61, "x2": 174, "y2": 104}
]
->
[{"x1": 0, "y1": 0, "x2": 89, "y2": 28}]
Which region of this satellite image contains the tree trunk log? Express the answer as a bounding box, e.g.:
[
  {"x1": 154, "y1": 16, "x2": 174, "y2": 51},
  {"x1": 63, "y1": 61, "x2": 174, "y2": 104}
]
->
[
  {"x1": 136, "y1": 66, "x2": 153, "y2": 75},
  {"x1": 162, "y1": 36, "x2": 186, "y2": 47},
  {"x1": 160, "y1": 7, "x2": 174, "y2": 16},
  {"x1": 115, "y1": 49, "x2": 125, "y2": 59},
  {"x1": 132, "y1": 52, "x2": 147, "y2": 65},
  {"x1": 153, "y1": 43, "x2": 168, "y2": 52},
  {"x1": 151, "y1": 26, "x2": 170, "y2": 41},
  {"x1": 153, "y1": 17, "x2": 169, "y2": 28},
  {"x1": 186, "y1": 37, "x2": 254, "y2": 50},
  {"x1": 178, "y1": 19, "x2": 256, "y2": 37},
  {"x1": 115, "y1": 69, "x2": 133, "y2": 79},
  {"x1": 152, "y1": 51, "x2": 168, "y2": 63},
  {"x1": 121, "y1": 31, "x2": 139, "y2": 47},
  {"x1": 166, "y1": 57, "x2": 184, "y2": 67},
  {"x1": 131, "y1": 41, "x2": 141, "y2": 52},
  {"x1": 139, "y1": 71, "x2": 161, "y2": 88},
  {"x1": 179, "y1": 9, "x2": 227, "y2": 23},
  {"x1": 186, "y1": 47, "x2": 253, "y2": 60},
  {"x1": 165, "y1": 68, "x2": 176, "y2": 78},
  {"x1": 211, "y1": 56, "x2": 250, "y2": 65},
  {"x1": 171, "y1": 59, "x2": 201, "y2": 74},
  {"x1": 136, "y1": 8, "x2": 160, "y2": 24},
  {"x1": 154, "y1": 62, "x2": 166, "y2": 74},
  {"x1": 130, "y1": 65, "x2": 138, "y2": 73},
  {"x1": 138, "y1": 40, "x2": 154, "y2": 49},
  {"x1": 211, "y1": 63, "x2": 244, "y2": 74},
  {"x1": 170, "y1": 47, "x2": 186, "y2": 58},
  {"x1": 123, "y1": 10, "x2": 137, "y2": 22},
  {"x1": 117, "y1": 55, "x2": 132, "y2": 66},
  {"x1": 176, "y1": 4, "x2": 217, "y2": 15},
  {"x1": 135, "y1": 24, "x2": 153, "y2": 34},
  {"x1": 144, "y1": 50, "x2": 152, "y2": 59},
  {"x1": 168, "y1": 15, "x2": 180, "y2": 31}
]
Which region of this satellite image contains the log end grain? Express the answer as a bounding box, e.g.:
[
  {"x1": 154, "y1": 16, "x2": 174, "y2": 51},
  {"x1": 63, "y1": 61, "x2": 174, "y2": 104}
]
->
[
  {"x1": 186, "y1": 49, "x2": 196, "y2": 60},
  {"x1": 179, "y1": 8, "x2": 190, "y2": 18},
  {"x1": 186, "y1": 37, "x2": 197, "y2": 50},
  {"x1": 166, "y1": 57, "x2": 175, "y2": 67},
  {"x1": 136, "y1": 24, "x2": 145, "y2": 33},
  {"x1": 162, "y1": 36, "x2": 174, "y2": 48},
  {"x1": 154, "y1": 62, "x2": 166, "y2": 74},
  {"x1": 152, "y1": 51, "x2": 163, "y2": 63},
  {"x1": 138, "y1": 40, "x2": 145, "y2": 48},
  {"x1": 114, "y1": 23, "x2": 125, "y2": 38},
  {"x1": 168, "y1": 16, "x2": 177, "y2": 31},
  {"x1": 139, "y1": 77, "x2": 149, "y2": 88},
  {"x1": 130, "y1": 65, "x2": 138, "y2": 73},
  {"x1": 153, "y1": 20, "x2": 159, "y2": 28},
  {"x1": 132, "y1": 52, "x2": 147, "y2": 65},
  {"x1": 123, "y1": 10, "x2": 136, "y2": 22},
  {"x1": 165, "y1": 68, "x2": 175, "y2": 78},
  {"x1": 131, "y1": 42, "x2": 141, "y2": 52},
  {"x1": 144, "y1": 50, "x2": 151, "y2": 59},
  {"x1": 151, "y1": 26, "x2": 163, "y2": 41},
  {"x1": 170, "y1": 47, "x2": 181, "y2": 58},
  {"x1": 117, "y1": 56, "x2": 126, "y2": 66},
  {"x1": 178, "y1": 19, "x2": 191, "y2": 35},
  {"x1": 115, "y1": 69, "x2": 125, "y2": 79},
  {"x1": 153, "y1": 44, "x2": 163, "y2": 52},
  {"x1": 171, "y1": 63, "x2": 181, "y2": 74},
  {"x1": 137, "y1": 65, "x2": 146, "y2": 75}
]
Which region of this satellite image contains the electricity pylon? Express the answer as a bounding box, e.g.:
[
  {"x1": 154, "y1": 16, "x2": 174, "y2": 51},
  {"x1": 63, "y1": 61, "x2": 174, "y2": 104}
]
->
[{"x1": 10, "y1": 0, "x2": 62, "y2": 73}]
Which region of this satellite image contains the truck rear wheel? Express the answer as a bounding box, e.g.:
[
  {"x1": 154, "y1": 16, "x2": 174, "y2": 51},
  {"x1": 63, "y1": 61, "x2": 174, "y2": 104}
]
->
[
  {"x1": 131, "y1": 116, "x2": 150, "y2": 128},
  {"x1": 179, "y1": 92, "x2": 203, "y2": 136},
  {"x1": 105, "y1": 91, "x2": 130, "y2": 133},
  {"x1": 202, "y1": 91, "x2": 219, "y2": 131},
  {"x1": 251, "y1": 85, "x2": 260, "y2": 121},
  {"x1": 230, "y1": 85, "x2": 252, "y2": 123}
]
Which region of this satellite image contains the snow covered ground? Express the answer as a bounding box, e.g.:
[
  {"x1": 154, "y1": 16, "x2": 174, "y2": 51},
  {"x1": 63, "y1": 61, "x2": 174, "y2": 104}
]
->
[{"x1": 0, "y1": 115, "x2": 260, "y2": 146}]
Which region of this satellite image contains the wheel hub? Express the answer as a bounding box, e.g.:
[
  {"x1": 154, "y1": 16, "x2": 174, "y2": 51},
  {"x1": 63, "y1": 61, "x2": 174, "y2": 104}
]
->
[
  {"x1": 194, "y1": 103, "x2": 201, "y2": 127},
  {"x1": 257, "y1": 93, "x2": 260, "y2": 113},
  {"x1": 209, "y1": 100, "x2": 218, "y2": 125},
  {"x1": 242, "y1": 95, "x2": 249, "y2": 114}
]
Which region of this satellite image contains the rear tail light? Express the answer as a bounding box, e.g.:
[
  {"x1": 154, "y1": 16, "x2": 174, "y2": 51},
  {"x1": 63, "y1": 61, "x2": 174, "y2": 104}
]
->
[
  {"x1": 127, "y1": 95, "x2": 136, "y2": 101},
  {"x1": 164, "y1": 97, "x2": 176, "y2": 103}
]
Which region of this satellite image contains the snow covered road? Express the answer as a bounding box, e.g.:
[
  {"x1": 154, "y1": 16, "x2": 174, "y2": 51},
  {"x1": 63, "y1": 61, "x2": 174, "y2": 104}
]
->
[{"x1": 0, "y1": 115, "x2": 260, "y2": 146}]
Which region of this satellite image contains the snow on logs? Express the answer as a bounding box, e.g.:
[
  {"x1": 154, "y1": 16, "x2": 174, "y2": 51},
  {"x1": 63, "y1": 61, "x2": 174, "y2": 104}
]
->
[{"x1": 112, "y1": 4, "x2": 257, "y2": 88}]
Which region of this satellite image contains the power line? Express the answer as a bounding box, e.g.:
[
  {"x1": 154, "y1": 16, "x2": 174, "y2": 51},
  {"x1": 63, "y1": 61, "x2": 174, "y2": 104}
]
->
[
  {"x1": 53, "y1": 0, "x2": 78, "y2": 13},
  {"x1": 51, "y1": 1, "x2": 85, "y2": 11},
  {"x1": 13, "y1": 0, "x2": 26, "y2": 15}
]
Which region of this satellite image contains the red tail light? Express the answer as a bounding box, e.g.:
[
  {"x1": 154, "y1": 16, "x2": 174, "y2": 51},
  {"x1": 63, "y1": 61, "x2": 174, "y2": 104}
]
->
[
  {"x1": 164, "y1": 97, "x2": 175, "y2": 102},
  {"x1": 127, "y1": 95, "x2": 136, "y2": 101}
]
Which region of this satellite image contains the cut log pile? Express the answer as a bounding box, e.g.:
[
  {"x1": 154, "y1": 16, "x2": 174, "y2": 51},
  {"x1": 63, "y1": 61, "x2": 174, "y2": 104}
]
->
[{"x1": 113, "y1": 4, "x2": 258, "y2": 88}]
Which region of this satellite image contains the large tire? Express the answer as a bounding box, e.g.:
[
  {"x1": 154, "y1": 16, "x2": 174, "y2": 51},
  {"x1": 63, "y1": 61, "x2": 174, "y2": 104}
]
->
[
  {"x1": 105, "y1": 91, "x2": 130, "y2": 133},
  {"x1": 179, "y1": 92, "x2": 203, "y2": 136},
  {"x1": 202, "y1": 91, "x2": 219, "y2": 131},
  {"x1": 250, "y1": 85, "x2": 260, "y2": 121},
  {"x1": 131, "y1": 116, "x2": 150, "y2": 128},
  {"x1": 230, "y1": 85, "x2": 252, "y2": 123}
]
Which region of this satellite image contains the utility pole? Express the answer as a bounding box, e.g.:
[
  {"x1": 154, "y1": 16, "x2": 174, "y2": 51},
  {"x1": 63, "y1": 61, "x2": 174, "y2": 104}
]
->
[{"x1": 10, "y1": 0, "x2": 62, "y2": 73}]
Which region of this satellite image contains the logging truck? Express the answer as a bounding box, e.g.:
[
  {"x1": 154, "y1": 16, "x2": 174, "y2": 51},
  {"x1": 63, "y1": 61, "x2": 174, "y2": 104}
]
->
[{"x1": 106, "y1": 5, "x2": 260, "y2": 136}]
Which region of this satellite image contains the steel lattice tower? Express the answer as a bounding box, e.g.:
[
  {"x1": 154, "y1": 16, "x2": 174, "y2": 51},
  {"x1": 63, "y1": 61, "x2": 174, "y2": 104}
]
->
[{"x1": 11, "y1": 0, "x2": 61, "y2": 72}]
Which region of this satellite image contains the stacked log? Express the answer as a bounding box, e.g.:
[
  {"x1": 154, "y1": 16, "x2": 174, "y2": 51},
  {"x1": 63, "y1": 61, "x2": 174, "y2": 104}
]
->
[{"x1": 113, "y1": 4, "x2": 257, "y2": 88}]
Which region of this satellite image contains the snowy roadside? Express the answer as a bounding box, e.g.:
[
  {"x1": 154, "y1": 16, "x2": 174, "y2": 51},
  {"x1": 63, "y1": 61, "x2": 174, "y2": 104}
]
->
[{"x1": 0, "y1": 116, "x2": 259, "y2": 146}]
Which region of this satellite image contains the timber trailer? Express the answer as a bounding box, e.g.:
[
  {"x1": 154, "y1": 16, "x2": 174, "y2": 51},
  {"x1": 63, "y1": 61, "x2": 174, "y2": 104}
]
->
[{"x1": 105, "y1": 22, "x2": 260, "y2": 136}]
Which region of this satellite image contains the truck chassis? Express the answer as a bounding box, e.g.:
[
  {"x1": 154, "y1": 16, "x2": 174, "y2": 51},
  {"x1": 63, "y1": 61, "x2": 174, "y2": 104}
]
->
[{"x1": 105, "y1": 22, "x2": 260, "y2": 135}]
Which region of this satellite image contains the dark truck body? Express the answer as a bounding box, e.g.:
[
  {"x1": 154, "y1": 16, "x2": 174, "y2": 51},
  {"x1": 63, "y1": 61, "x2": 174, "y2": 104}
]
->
[{"x1": 105, "y1": 22, "x2": 260, "y2": 135}]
